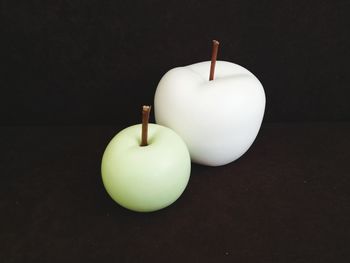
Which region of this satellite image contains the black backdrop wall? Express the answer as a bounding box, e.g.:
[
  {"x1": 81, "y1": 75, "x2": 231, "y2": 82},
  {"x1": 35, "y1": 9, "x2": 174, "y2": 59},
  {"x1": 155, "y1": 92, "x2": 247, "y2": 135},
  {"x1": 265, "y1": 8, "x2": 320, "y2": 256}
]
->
[{"x1": 2, "y1": 0, "x2": 349, "y2": 125}]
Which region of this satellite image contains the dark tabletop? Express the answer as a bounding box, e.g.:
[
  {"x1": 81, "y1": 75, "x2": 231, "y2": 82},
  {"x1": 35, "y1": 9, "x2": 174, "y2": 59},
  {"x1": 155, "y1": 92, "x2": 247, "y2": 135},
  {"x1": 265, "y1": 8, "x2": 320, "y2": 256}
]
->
[{"x1": 1, "y1": 122, "x2": 349, "y2": 262}]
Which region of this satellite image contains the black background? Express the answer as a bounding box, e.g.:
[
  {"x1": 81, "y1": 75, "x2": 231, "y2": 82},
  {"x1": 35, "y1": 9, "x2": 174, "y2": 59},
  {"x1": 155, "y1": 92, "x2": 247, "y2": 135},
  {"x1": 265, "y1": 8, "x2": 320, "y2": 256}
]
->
[
  {"x1": 1, "y1": 1, "x2": 350, "y2": 262},
  {"x1": 2, "y1": 0, "x2": 350, "y2": 125}
]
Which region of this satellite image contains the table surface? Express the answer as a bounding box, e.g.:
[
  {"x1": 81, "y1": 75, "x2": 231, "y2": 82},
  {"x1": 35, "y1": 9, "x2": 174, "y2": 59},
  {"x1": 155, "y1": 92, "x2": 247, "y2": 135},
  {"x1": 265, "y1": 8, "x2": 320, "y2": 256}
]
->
[{"x1": 1, "y1": 123, "x2": 349, "y2": 262}]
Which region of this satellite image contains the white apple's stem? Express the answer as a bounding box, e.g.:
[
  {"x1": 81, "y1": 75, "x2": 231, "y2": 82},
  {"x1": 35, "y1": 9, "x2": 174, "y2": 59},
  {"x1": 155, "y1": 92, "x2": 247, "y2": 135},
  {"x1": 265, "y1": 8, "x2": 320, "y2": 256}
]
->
[
  {"x1": 141, "y1": 105, "x2": 151, "y2": 146},
  {"x1": 209, "y1": 40, "x2": 220, "y2": 81}
]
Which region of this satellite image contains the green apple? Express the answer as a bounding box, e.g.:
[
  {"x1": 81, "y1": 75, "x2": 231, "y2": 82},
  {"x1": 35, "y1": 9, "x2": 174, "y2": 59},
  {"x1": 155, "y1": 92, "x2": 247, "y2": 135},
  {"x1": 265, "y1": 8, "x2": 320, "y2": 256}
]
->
[{"x1": 101, "y1": 123, "x2": 191, "y2": 212}]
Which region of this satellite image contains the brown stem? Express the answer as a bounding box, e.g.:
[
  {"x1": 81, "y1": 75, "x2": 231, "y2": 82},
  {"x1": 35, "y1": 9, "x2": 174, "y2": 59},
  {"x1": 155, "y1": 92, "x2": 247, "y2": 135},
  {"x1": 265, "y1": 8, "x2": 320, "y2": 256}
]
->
[
  {"x1": 141, "y1": 105, "x2": 151, "y2": 146},
  {"x1": 209, "y1": 40, "x2": 220, "y2": 81}
]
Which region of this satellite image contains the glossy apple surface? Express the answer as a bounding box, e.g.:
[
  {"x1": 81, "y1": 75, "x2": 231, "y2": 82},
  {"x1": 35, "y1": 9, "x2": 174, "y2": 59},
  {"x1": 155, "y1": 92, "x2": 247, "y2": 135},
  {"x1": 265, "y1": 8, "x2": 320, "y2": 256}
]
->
[
  {"x1": 154, "y1": 61, "x2": 266, "y2": 166},
  {"x1": 101, "y1": 124, "x2": 191, "y2": 212}
]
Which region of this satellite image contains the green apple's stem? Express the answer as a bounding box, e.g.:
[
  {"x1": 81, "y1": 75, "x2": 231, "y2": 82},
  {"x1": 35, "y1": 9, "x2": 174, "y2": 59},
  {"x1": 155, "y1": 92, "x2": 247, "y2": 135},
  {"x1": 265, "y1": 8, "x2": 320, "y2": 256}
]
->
[
  {"x1": 141, "y1": 105, "x2": 151, "y2": 146},
  {"x1": 209, "y1": 40, "x2": 220, "y2": 81}
]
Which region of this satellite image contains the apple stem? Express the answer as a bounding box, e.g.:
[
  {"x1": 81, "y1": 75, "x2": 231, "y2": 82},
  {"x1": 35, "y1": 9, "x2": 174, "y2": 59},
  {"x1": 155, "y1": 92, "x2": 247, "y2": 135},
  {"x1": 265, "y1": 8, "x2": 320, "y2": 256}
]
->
[
  {"x1": 141, "y1": 105, "x2": 151, "y2": 146},
  {"x1": 209, "y1": 40, "x2": 220, "y2": 81}
]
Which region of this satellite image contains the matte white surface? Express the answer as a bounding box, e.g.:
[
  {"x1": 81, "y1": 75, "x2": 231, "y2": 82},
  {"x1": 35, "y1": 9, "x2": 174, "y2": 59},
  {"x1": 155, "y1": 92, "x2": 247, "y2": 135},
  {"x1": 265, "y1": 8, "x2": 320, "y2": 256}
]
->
[{"x1": 154, "y1": 61, "x2": 266, "y2": 166}]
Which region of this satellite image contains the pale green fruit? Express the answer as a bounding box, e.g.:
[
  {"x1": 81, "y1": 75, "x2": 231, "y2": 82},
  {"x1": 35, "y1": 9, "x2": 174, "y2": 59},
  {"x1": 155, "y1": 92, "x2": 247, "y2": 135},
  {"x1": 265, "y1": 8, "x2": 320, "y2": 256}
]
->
[{"x1": 101, "y1": 124, "x2": 191, "y2": 212}]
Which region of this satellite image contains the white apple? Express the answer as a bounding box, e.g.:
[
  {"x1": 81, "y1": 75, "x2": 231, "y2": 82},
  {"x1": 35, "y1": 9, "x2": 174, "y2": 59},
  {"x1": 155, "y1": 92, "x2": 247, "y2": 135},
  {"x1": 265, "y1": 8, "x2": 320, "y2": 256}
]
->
[{"x1": 154, "y1": 60, "x2": 266, "y2": 166}]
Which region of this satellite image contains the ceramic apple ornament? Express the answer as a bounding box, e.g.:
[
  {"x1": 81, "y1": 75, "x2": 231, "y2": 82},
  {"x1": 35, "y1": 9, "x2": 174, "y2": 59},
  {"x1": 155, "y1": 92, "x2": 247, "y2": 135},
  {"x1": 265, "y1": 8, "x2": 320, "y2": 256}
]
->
[
  {"x1": 154, "y1": 41, "x2": 266, "y2": 166},
  {"x1": 101, "y1": 106, "x2": 191, "y2": 212}
]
